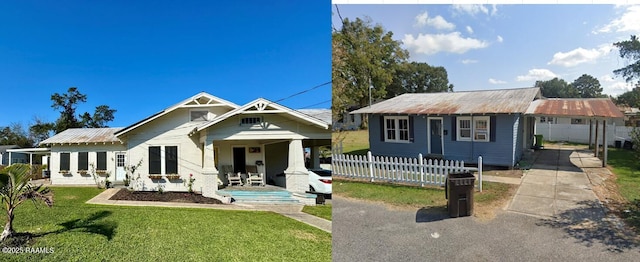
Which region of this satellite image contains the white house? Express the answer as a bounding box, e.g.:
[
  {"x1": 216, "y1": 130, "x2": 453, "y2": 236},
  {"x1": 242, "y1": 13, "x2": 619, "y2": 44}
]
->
[{"x1": 40, "y1": 92, "x2": 331, "y2": 198}]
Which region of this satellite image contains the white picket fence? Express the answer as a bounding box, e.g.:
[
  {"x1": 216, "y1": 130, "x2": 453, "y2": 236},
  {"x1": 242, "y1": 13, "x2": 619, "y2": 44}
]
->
[{"x1": 332, "y1": 151, "x2": 483, "y2": 191}]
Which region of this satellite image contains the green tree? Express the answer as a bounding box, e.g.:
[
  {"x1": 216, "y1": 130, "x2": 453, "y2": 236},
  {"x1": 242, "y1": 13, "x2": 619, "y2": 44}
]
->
[
  {"x1": 613, "y1": 35, "x2": 640, "y2": 84},
  {"x1": 0, "y1": 123, "x2": 33, "y2": 148},
  {"x1": 0, "y1": 164, "x2": 53, "y2": 242},
  {"x1": 535, "y1": 78, "x2": 579, "y2": 98},
  {"x1": 572, "y1": 74, "x2": 604, "y2": 98},
  {"x1": 32, "y1": 87, "x2": 117, "y2": 136},
  {"x1": 28, "y1": 117, "x2": 54, "y2": 146},
  {"x1": 332, "y1": 17, "x2": 408, "y2": 126},
  {"x1": 616, "y1": 86, "x2": 640, "y2": 107},
  {"x1": 386, "y1": 62, "x2": 453, "y2": 98}
]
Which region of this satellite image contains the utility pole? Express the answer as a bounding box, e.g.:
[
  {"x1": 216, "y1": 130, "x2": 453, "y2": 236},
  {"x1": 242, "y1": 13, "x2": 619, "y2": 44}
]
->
[{"x1": 369, "y1": 78, "x2": 373, "y2": 107}]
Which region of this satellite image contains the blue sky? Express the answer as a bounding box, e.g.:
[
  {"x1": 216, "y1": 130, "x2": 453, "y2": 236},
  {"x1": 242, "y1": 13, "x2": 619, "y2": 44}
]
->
[
  {"x1": 332, "y1": 4, "x2": 639, "y2": 97},
  {"x1": 0, "y1": 1, "x2": 331, "y2": 127}
]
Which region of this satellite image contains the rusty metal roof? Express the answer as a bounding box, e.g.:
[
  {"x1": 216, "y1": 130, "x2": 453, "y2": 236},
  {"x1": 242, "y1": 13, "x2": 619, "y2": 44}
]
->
[
  {"x1": 40, "y1": 128, "x2": 124, "y2": 145},
  {"x1": 351, "y1": 87, "x2": 541, "y2": 115},
  {"x1": 526, "y1": 98, "x2": 624, "y2": 118}
]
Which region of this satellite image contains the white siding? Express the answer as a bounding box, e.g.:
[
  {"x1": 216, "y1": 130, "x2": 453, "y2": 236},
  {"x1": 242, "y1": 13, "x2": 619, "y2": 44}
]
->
[{"x1": 49, "y1": 144, "x2": 126, "y2": 185}]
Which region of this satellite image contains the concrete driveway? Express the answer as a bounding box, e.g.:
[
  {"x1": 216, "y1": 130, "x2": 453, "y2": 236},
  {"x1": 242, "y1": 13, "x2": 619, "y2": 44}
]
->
[{"x1": 508, "y1": 144, "x2": 607, "y2": 219}]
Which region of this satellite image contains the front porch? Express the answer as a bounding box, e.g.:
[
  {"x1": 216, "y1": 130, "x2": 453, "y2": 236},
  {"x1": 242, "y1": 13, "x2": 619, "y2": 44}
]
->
[{"x1": 217, "y1": 185, "x2": 318, "y2": 205}]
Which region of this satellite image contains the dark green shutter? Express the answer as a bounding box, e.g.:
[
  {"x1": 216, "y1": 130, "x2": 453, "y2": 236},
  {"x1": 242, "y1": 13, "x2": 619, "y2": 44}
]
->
[
  {"x1": 78, "y1": 152, "x2": 88, "y2": 170},
  {"x1": 380, "y1": 115, "x2": 385, "y2": 141},
  {"x1": 60, "y1": 153, "x2": 70, "y2": 171},
  {"x1": 451, "y1": 117, "x2": 457, "y2": 141},
  {"x1": 149, "y1": 147, "x2": 161, "y2": 174},
  {"x1": 96, "y1": 152, "x2": 107, "y2": 170},
  {"x1": 165, "y1": 146, "x2": 178, "y2": 174},
  {"x1": 409, "y1": 116, "x2": 414, "y2": 142},
  {"x1": 490, "y1": 116, "x2": 497, "y2": 142}
]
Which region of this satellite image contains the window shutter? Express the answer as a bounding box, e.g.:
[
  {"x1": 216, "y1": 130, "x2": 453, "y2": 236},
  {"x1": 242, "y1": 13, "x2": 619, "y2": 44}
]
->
[
  {"x1": 78, "y1": 152, "x2": 88, "y2": 170},
  {"x1": 409, "y1": 116, "x2": 414, "y2": 142},
  {"x1": 96, "y1": 152, "x2": 107, "y2": 170},
  {"x1": 451, "y1": 117, "x2": 457, "y2": 141},
  {"x1": 380, "y1": 115, "x2": 385, "y2": 141},
  {"x1": 60, "y1": 153, "x2": 70, "y2": 171},
  {"x1": 490, "y1": 116, "x2": 497, "y2": 142},
  {"x1": 149, "y1": 147, "x2": 161, "y2": 174},
  {"x1": 165, "y1": 146, "x2": 178, "y2": 174}
]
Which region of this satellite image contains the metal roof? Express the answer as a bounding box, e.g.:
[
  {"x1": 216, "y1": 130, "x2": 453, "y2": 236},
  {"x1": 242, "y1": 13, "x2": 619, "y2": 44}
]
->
[
  {"x1": 297, "y1": 109, "x2": 332, "y2": 125},
  {"x1": 0, "y1": 145, "x2": 20, "y2": 153},
  {"x1": 40, "y1": 128, "x2": 124, "y2": 145},
  {"x1": 525, "y1": 98, "x2": 624, "y2": 119},
  {"x1": 351, "y1": 87, "x2": 541, "y2": 115}
]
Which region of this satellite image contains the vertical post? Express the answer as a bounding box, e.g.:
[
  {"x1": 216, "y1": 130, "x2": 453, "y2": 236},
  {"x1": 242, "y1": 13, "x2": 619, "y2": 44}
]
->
[
  {"x1": 478, "y1": 156, "x2": 483, "y2": 192},
  {"x1": 595, "y1": 120, "x2": 600, "y2": 157},
  {"x1": 8, "y1": 152, "x2": 11, "y2": 165},
  {"x1": 202, "y1": 139, "x2": 219, "y2": 198},
  {"x1": 368, "y1": 151, "x2": 374, "y2": 182},
  {"x1": 603, "y1": 119, "x2": 608, "y2": 167},
  {"x1": 589, "y1": 119, "x2": 593, "y2": 148},
  {"x1": 418, "y1": 153, "x2": 424, "y2": 187}
]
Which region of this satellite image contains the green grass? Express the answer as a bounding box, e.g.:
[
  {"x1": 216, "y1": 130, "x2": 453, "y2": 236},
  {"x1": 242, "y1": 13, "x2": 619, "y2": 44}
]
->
[
  {"x1": 335, "y1": 179, "x2": 513, "y2": 208},
  {"x1": 302, "y1": 204, "x2": 332, "y2": 221},
  {"x1": 606, "y1": 148, "x2": 640, "y2": 202},
  {"x1": 333, "y1": 130, "x2": 369, "y2": 155},
  {"x1": 0, "y1": 187, "x2": 331, "y2": 262}
]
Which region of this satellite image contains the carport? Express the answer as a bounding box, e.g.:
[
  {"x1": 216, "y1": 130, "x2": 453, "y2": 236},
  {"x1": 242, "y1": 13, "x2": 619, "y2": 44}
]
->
[{"x1": 526, "y1": 98, "x2": 625, "y2": 167}]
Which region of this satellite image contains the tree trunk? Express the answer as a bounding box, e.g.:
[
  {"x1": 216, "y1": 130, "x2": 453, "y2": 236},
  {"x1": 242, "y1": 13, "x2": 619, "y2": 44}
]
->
[{"x1": 0, "y1": 210, "x2": 15, "y2": 242}]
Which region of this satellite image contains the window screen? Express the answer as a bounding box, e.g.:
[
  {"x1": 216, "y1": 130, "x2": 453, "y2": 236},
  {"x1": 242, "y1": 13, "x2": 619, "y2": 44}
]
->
[
  {"x1": 60, "y1": 153, "x2": 70, "y2": 171},
  {"x1": 165, "y1": 146, "x2": 178, "y2": 174},
  {"x1": 96, "y1": 152, "x2": 107, "y2": 171},
  {"x1": 78, "y1": 152, "x2": 88, "y2": 170}
]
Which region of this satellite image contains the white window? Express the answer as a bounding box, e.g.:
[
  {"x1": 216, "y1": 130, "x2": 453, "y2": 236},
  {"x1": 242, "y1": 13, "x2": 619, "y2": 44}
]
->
[
  {"x1": 241, "y1": 117, "x2": 262, "y2": 126},
  {"x1": 457, "y1": 117, "x2": 472, "y2": 141},
  {"x1": 474, "y1": 117, "x2": 489, "y2": 142},
  {"x1": 571, "y1": 118, "x2": 585, "y2": 125},
  {"x1": 457, "y1": 116, "x2": 490, "y2": 142},
  {"x1": 384, "y1": 116, "x2": 410, "y2": 143},
  {"x1": 190, "y1": 110, "x2": 209, "y2": 121}
]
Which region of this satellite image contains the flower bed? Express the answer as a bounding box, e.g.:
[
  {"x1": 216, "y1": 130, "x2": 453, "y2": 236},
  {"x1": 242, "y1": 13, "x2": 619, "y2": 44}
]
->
[{"x1": 109, "y1": 189, "x2": 223, "y2": 204}]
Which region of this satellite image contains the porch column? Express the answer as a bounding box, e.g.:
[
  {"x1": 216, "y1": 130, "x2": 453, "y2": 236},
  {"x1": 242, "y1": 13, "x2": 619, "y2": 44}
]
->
[
  {"x1": 310, "y1": 146, "x2": 321, "y2": 169},
  {"x1": 603, "y1": 119, "x2": 608, "y2": 167},
  {"x1": 202, "y1": 139, "x2": 219, "y2": 198},
  {"x1": 588, "y1": 119, "x2": 593, "y2": 149},
  {"x1": 284, "y1": 139, "x2": 308, "y2": 193},
  {"x1": 595, "y1": 120, "x2": 599, "y2": 157},
  {"x1": 8, "y1": 152, "x2": 11, "y2": 165}
]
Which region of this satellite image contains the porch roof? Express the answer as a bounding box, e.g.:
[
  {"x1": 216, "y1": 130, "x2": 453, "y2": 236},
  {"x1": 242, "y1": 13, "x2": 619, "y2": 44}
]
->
[{"x1": 525, "y1": 98, "x2": 624, "y2": 119}]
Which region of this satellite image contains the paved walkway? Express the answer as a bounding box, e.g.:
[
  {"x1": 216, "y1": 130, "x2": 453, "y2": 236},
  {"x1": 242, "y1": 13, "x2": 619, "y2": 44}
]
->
[
  {"x1": 508, "y1": 144, "x2": 608, "y2": 219},
  {"x1": 86, "y1": 188, "x2": 331, "y2": 233}
]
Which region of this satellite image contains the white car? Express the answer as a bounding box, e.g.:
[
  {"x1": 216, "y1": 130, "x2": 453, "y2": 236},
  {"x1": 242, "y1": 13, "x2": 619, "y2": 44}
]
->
[{"x1": 308, "y1": 169, "x2": 332, "y2": 195}]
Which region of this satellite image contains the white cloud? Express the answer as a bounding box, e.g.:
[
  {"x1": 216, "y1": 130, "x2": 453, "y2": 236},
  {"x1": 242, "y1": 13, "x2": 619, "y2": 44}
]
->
[
  {"x1": 489, "y1": 78, "x2": 507, "y2": 84},
  {"x1": 491, "y1": 4, "x2": 498, "y2": 16},
  {"x1": 402, "y1": 32, "x2": 489, "y2": 55},
  {"x1": 600, "y1": 74, "x2": 616, "y2": 83},
  {"x1": 595, "y1": 5, "x2": 640, "y2": 34},
  {"x1": 453, "y1": 4, "x2": 489, "y2": 16},
  {"x1": 547, "y1": 45, "x2": 612, "y2": 67},
  {"x1": 516, "y1": 69, "x2": 557, "y2": 82},
  {"x1": 604, "y1": 81, "x2": 634, "y2": 96},
  {"x1": 466, "y1": 26, "x2": 473, "y2": 34},
  {"x1": 461, "y1": 59, "x2": 478, "y2": 64},
  {"x1": 497, "y1": 35, "x2": 503, "y2": 43},
  {"x1": 415, "y1": 11, "x2": 455, "y2": 31}
]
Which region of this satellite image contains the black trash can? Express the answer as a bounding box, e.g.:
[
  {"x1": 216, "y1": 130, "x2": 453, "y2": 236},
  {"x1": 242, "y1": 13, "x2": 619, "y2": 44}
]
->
[
  {"x1": 615, "y1": 140, "x2": 622, "y2": 149},
  {"x1": 624, "y1": 140, "x2": 633, "y2": 150},
  {"x1": 445, "y1": 172, "x2": 476, "y2": 218}
]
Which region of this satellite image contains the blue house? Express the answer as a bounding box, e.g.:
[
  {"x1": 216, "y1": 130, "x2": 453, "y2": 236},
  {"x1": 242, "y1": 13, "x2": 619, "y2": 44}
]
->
[{"x1": 351, "y1": 87, "x2": 542, "y2": 167}]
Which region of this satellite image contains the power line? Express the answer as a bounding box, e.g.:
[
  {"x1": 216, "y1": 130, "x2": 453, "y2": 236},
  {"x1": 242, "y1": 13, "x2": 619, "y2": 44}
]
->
[{"x1": 273, "y1": 81, "x2": 331, "y2": 104}]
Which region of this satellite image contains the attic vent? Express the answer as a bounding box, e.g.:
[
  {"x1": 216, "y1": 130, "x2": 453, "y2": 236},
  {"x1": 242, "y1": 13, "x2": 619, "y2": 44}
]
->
[
  {"x1": 190, "y1": 110, "x2": 209, "y2": 121},
  {"x1": 241, "y1": 117, "x2": 262, "y2": 126}
]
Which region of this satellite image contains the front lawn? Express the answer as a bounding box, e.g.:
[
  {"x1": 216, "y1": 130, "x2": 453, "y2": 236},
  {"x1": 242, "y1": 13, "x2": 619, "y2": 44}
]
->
[
  {"x1": 334, "y1": 179, "x2": 515, "y2": 219},
  {"x1": 302, "y1": 204, "x2": 332, "y2": 221},
  {"x1": 333, "y1": 130, "x2": 369, "y2": 155},
  {"x1": 607, "y1": 148, "x2": 640, "y2": 202},
  {"x1": 0, "y1": 187, "x2": 331, "y2": 261}
]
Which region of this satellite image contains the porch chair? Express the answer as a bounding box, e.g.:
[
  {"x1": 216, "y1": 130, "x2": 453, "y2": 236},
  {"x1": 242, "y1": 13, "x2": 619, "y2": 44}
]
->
[
  {"x1": 222, "y1": 165, "x2": 243, "y2": 186},
  {"x1": 245, "y1": 165, "x2": 265, "y2": 186}
]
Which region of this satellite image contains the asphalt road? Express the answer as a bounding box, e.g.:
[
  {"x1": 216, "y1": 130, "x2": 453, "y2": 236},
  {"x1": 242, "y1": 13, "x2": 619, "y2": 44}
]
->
[{"x1": 332, "y1": 197, "x2": 640, "y2": 262}]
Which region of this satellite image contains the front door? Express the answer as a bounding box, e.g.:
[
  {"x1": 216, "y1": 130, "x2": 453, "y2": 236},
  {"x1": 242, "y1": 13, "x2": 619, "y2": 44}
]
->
[
  {"x1": 429, "y1": 118, "x2": 443, "y2": 155},
  {"x1": 115, "y1": 152, "x2": 126, "y2": 181},
  {"x1": 233, "y1": 147, "x2": 246, "y2": 173}
]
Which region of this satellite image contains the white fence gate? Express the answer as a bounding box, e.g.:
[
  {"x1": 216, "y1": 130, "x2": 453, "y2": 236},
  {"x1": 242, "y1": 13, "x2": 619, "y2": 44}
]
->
[
  {"x1": 332, "y1": 151, "x2": 483, "y2": 191},
  {"x1": 536, "y1": 123, "x2": 635, "y2": 146}
]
